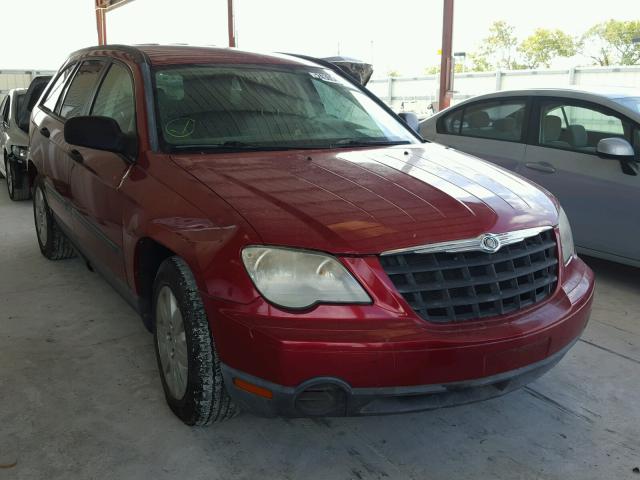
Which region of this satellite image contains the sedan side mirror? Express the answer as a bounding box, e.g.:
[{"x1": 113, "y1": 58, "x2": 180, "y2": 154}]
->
[
  {"x1": 398, "y1": 112, "x2": 420, "y2": 133},
  {"x1": 64, "y1": 116, "x2": 136, "y2": 159},
  {"x1": 597, "y1": 137, "x2": 638, "y2": 176},
  {"x1": 597, "y1": 137, "x2": 634, "y2": 159}
]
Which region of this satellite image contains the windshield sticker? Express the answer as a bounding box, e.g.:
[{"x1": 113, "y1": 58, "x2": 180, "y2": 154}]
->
[{"x1": 310, "y1": 71, "x2": 340, "y2": 83}]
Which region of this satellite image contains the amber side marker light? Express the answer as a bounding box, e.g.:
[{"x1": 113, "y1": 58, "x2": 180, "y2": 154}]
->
[{"x1": 233, "y1": 378, "x2": 274, "y2": 399}]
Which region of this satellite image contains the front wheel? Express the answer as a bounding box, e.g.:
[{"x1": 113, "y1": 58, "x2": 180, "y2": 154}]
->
[
  {"x1": 153, "y1": 256, "x2": 238, "y2": 426},
  {"x1": 33, "y1": 178, "x2": 76, "y2": 260}
]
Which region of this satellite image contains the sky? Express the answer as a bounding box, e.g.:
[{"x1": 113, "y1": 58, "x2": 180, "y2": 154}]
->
[{"x1": 2, "y1": 0, "x2": 638, "y2": 76}]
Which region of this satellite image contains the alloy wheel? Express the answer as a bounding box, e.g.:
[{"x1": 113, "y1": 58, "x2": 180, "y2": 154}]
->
[
  {"x1": 156, "y1": 286, "x2": 189, "y2": 399},
  {"x1": 34, "y1": 187, "x2": 48, "y2": 246}
]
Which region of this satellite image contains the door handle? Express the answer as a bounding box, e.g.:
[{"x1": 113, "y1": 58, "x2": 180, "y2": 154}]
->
[
  {"x1": 40, "y1": 127, "x2": 50, "y2": 138},
  {"x1": 525, "y1": 162, "x2": 556, "y2": 173},
  {"x1": 69, "y1": 149, "x2": 84, "y2": 164}
]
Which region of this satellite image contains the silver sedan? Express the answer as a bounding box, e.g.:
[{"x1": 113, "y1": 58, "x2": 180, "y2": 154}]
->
[{"x1": 420, "y1": 87, "x2": 640, "y2": 267}]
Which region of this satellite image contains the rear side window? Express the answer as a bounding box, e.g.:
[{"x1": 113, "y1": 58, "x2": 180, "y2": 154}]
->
[
  {"x1": 59, "y1": 60, "x2": 104, "y2": 119},
  {"x1": 41, "y1": 65, "x2": 76, "y2": 113},
  {"x1": 91, "y1": 63, "x2": 136, "y2": 135},
  {"x1": 459, "y1": 100, "x2": 526, "y2": 141}
]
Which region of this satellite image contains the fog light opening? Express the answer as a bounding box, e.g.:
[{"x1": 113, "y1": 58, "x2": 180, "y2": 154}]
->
[{"x1": 295, "y1": 383, "x2": 347, "y2": 416}]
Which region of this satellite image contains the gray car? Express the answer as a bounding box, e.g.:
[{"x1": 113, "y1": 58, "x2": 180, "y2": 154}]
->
[
  {"x1": 0, "y1": 88, "x2": 30, "y2": 200},
  {"x1": 420, "y1": 87, "x2": 640, "y2": 267}
]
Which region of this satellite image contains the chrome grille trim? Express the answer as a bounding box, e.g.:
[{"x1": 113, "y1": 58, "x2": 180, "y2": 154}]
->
[{"x1": 381, "y1": 225, "x2": 554, "y2": 256}]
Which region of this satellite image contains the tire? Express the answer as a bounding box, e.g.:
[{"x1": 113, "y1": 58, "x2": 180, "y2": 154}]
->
[
  {"x1": 33, "y1": 178, "x2": 76, "y2": 260},
  {"x1": 7, "y1": 159, "x2": 30, "y2": 201},
  {"x1": 153, "y1": 256, "x2": 238, "y2": 426}
]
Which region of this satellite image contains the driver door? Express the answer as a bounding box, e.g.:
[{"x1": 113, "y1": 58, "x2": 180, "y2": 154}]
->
[{"x1": 521, "y1": 98, "x2": 640, "y2": 263}]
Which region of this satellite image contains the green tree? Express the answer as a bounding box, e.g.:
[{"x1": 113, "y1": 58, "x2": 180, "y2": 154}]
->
[
  {"x1": 519, "y1": 29, "x2": 577, "y2": 69},
  {"x1": 580, "y1": 19, "x2": 640, "y2": 66},
  {"x1": 475, "y1": 20, "x2": 521, "y2": 70},
  {"x1": 468, "y1": 52, "x2": 492, "y2": 72}
]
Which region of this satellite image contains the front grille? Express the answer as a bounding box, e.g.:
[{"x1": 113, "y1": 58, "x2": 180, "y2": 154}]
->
[{"x1": 380, "y1": 229, "x2": 559, "y2": 323}]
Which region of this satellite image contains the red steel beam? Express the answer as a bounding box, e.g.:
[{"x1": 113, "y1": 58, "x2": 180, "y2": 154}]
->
[
  {"x1": 438, "y1": 0, "x2": 454, "y2": 111},
  {"x1": 95, "y1": 0, "x2": 136, "y2": 45},
  {"x1": 227, "y1": 0, "x2": 236, "y2": 47}
]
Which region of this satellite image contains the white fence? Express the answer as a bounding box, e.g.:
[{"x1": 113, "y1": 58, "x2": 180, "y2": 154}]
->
[
  {"x1": 368, "y1": 65, "x2": 640, "y2": 115},
  {"x1": 0, "y1": 69, "x2": 56, "y2": 99}
]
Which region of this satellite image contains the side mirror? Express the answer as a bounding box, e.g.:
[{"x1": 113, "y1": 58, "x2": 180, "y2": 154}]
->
[
  {"x1": 597, "y1": 137, "x2": 638, "y2": 176},
  {"x1": 64, "y1": 116, "x2": 135, "y2": 158},
  {"x1": 398, "y1": 112, "x2": 420, "y2": 133},
  {"x1": 597, "y1": 137, "x2": 635, "y2": 159}
]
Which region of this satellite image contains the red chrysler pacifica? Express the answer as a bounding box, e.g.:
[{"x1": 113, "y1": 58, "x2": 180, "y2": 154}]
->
[{"x1": 27, "y1": 45, "x2": 594, "y2": 426}]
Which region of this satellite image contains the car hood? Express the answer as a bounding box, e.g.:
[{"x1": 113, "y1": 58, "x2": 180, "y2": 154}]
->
[{"x1": 171, "y1": 143, "x2": 558, "y2": 255}]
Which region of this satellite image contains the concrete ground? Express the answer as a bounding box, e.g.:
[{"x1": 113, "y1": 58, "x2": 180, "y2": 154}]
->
[{"x1": 1, "y1": 181, "x2": 639, "y2": 480}]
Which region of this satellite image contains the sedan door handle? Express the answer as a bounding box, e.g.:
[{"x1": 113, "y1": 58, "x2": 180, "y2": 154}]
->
[
  {"x1": 39, "y1": 127, "x2": 50, "y2": 138},
  {"x1": 69, "y1": 149, "x2": 84, "y2": 164},
  {"x1": 525, "y1": 162, "x2": 556, "y2": 173}
]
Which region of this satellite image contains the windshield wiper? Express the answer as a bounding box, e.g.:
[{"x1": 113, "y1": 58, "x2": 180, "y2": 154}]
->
[
  {"x1": 171, "y1": 141, "x2": 319, "y2": 152},
  {"x1": 329, "y1": 139, "x2": 412, "y2": 148}
]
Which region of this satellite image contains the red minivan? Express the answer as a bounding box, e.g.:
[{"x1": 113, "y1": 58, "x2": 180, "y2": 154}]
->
[{"x1": 27, "y1": 45, "x2": 594, "y2": 426}]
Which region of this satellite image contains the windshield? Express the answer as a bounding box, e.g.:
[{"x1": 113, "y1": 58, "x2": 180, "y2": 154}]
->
[
  {"x1": 153, "y1": 65, "x2": 417, "y2": 152},
  {"x1": 613, "y1": 96, "x2": 640, "y2": 114}
]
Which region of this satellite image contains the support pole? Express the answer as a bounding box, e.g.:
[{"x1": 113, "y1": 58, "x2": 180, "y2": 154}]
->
[
  {"x1": 227, "y1": 0, "x2": 236, "y2": 47},
  {"x1": 438, "y1": 0, "x2": 454, "y2": 111},
  {"x1": 95, "y1": 1, "x2": 107, "y2": 45}
]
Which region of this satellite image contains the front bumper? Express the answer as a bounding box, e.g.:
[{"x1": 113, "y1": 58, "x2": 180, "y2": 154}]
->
[
  {"x1": 222, "y1": 336, "x2": 577, "y2": 417},
  {"x1": 204, "y1": 256, "x2": 594, "y2": 417}
]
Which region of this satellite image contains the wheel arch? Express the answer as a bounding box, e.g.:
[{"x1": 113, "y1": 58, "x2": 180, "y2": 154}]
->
[{"x1": 133, "y1": 236, "x2": 177, "y2": 330}]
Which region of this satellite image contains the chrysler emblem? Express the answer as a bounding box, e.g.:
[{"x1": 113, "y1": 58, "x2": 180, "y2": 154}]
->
[{"x1": 480, "y1": 234, "x2": 502, "y2": 253}]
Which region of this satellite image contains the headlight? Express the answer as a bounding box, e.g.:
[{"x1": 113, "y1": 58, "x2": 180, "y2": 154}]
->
[
  {"x1": 241, "y1": 246, "x2": 371, "y2": 309},
  {"x1": 10, "y1": 145, "x2": 28, "y2": 161},
  {"x1": 558, "y1": 207, "x2": 575, "y2": 264}
]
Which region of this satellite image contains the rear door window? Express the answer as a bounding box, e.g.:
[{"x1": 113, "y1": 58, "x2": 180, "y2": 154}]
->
[
  {"x1": 41, "y1": 65, "x2": 76, "y2": 113},
  {"x1": 59, "y1": 60, "x2": 104, "y2": 119},
  {"x1": 459, "y1": 100, "x2": 527, "y2": 141}
]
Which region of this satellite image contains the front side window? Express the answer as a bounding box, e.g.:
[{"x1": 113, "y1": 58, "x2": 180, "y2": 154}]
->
[
  {"x1": 59, "y1": 60, "x2": 104, "y2": 119},
  {"x1": 41, "y1": 64, "x2": 76, "y2": 113},
  {"x1": 459, "y1": 100, "x2": 526, "y2": 141},
  {"x1": 539, "y1": 101, "x2": 630, "y2": 153},
  {"x1": 154, "y1": 65, "x2": 417, "y2": 151},
  {"x1": 91, "y1": 63, "x2": 136, "y2": 135}
]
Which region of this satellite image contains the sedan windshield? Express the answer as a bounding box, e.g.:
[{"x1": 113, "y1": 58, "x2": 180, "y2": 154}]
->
[
  {"x1": 153, "y1": 65, "x2": 417, "y2": 151},
  {"x1": 613, "y1": 96, "x2": 640, "y2": 114}
]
